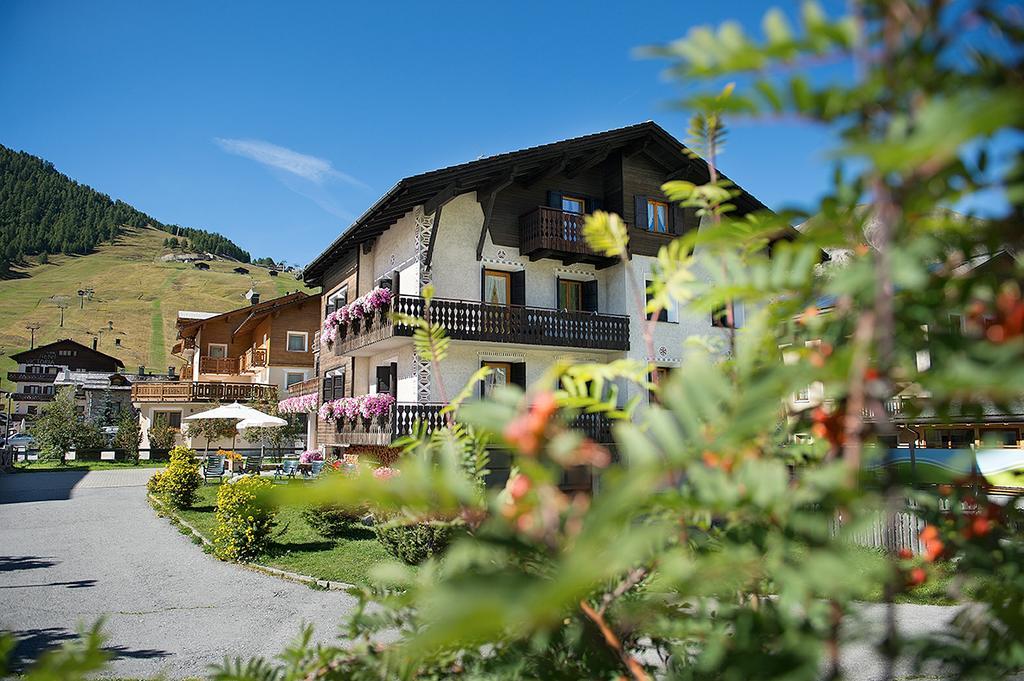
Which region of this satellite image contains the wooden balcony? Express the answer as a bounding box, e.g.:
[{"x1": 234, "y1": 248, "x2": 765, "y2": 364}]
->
[
  {"x1": 520, "y1": 206, "x2": 616, "y2": 267},
  {"x1": 131, "y1": 381, "x2": 278, "y2": 403},
  {"x1": 331, "y1": 295, "x2": 629, "y2": 355},
  {"x1": 239, "y1": 347, "x2": 267, "y2": 373},
  {"x1": 7, "y1": 371, "x2": 58, "y2": 383},
  {"x1": 331, "y1": 402, "x2": 448, "y2": 446},
  {"x1": 327, "y1": 402, "x2": 614, "y2": 447},
  {"x1": 287, "y1": 377, "x2": 320, "y2": 397},
  {"x1": 11, "y1": 392, "x2": 55, "y2": 402},
  {"x1": 198, "y1": 355, "x2": 239, "y2": 375}
]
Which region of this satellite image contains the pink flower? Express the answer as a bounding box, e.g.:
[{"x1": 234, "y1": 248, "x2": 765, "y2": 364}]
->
[
  {"x1": 299, "y1": 450, "x2": 324, "y2": 464},
  {"x1": 373, "y1": 466, "x2": 400, "y2": 481}
]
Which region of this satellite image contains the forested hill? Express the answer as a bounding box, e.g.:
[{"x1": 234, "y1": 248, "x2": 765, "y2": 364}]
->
[{"x1": 0, "y1": 144, "x2": 251, "y2": 276}]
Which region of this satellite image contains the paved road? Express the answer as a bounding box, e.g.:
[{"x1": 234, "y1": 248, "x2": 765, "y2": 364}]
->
[
  {"x1": 0, "y1": 469, "x2": 358, "y2": 679},
  {"x1": 0, "y1": 469, "x2": 1015, "y2": 680}
]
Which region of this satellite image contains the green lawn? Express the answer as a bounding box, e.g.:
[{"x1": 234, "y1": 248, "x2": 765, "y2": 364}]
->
[
  {"x1": 12, "y1": 460, "x2": 167, "y2": 471},
  {"x1": 847, "y1": 546, "x2": 961, "y2": 605},
  {"x1": 170, "y1": 484, "x2": 395, "y2": 586}
]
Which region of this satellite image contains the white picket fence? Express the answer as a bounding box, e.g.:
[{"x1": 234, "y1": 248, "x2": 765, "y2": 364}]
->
[{"x1": 831, "y1": 508, "x2": 927, "y2": 555}]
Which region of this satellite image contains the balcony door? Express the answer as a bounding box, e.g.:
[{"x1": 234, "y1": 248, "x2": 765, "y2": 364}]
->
[{"x1": 557, "y1": 278, "x2": 598, "y2": 313}]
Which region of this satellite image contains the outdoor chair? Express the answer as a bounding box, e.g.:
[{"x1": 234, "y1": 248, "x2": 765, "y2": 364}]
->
[
  {"x1": 305, "y1": 460, "x2": 325, "y2": 480},
  {"x1": 203, "y1": 454, "x2": 226, "y2": 483},
  {"x1": 243, "y1": 454, "x2": 263, "y2": 476},
  {"x1": 275, "y1": 459, "x2": 298, "y2": 480}
]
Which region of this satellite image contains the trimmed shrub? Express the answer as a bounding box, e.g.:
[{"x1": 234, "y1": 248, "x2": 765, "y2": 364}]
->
[
  {"x1": 157, "y1": 446, "x2": 201, "y2": 509},
  {"x1": 148, "y1": 422, "x2": 176, "y2": 450},
  {"x1": 301, "y1": 503, "x2": 366, "y2": 539},
  {"x1": 146, "y1": 470, "x2": 164, "y2": 495},
  {"x1": 374, "y1": 516, "x2": 465, "y2": 565},
  {"x1": 213, "y1": 476, "x2": 276, "y2": 561}
]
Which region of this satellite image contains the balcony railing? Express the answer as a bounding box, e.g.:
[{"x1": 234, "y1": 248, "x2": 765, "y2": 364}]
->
[
  {"x1": 519, "y1": 206, "x2": 614, "y2": 266},
  {"x1": 11, "y1": 392, "x2": 55, "y2": 402},
  {"x1": 326, "y1": 401, "x2": 614, "y2": 447},
  {"x1": 239, "y1": 348, "x2": 268, "y2": 373},
  {"x1": 287, "y1": 377, "x2": 320, "y2": 397},
  {"x1": 7, "y1": 371, "x2": 58, "y2": 383},
  {"x1": 331, "y1": 295, "x2": 629, "y2": 355},
  {"x1": 198, "y1": 355, "x2": 239, "y2": 375},
  {"x1": 131, "y1": 381, "x2": 278, "y2": 403}
]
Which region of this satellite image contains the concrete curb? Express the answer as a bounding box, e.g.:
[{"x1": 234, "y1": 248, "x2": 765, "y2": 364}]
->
[{"x1": 147, "y1": 493, "x2": 355, "y2": 592}]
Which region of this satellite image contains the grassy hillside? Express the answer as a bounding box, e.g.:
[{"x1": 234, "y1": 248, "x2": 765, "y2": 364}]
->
[{"x1": 0, "y1": 226, "x2": 315, "y2": 391}]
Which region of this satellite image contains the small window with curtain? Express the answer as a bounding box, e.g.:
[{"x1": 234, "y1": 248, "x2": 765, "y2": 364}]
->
[
  {"x1": 561, "y1": 195, "x2": 585, "y2": 214},
  {"x1": 482, "y1": 269, "x2": 511, "y2": 305},
  {"x1": 647, "y1": 199, "x2": 668, "y2": 233},
  {"x1": 286, "y1": 331, "x2": 308, "y2": 352}
]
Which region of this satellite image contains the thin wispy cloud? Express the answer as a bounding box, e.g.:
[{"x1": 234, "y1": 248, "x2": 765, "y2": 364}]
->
[{"x1": 214, "y1": 137, "x2": 367, "y2": 189}]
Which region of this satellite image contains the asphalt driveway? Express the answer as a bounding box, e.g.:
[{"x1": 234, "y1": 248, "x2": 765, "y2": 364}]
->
[
  {"x1": 0, "y1": 469, "x2": 1017, "y2": 680},
  {"x1": 0, "y1": 468, "x2": 358, "y2": 679}
]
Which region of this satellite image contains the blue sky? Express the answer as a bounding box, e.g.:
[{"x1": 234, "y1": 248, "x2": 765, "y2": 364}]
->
[{"x1": 0, "y1": 0, "x2": 973, "y2": 266}]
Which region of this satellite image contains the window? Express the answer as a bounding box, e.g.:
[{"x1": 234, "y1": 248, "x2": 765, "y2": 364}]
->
[
  {"x1": 207, "y1": 343, "x2": 228, "y2": 358},
  {"x1": 648, "y1": 366, "x2": 672, "y2": 404},
  {"x1": 644, "y1": 280, "x2": 669, "y2": 322},
  {"x1": 323, "y1": 367, "x2": 346, "y2": 401},
  {"x1": 285, "y1": 372, "x2": 306, "y2": 388},
  {"x1": 980, "y1": 428, "x2": 1019, "y2": 448},
  {"x1": 712, "y1": 303, "x2": 735, "y2": 328},
  {"x1": 558, "y1": 279, "x2": 583, "y2": 311},
  {"x1": 327, "y1": 285, "x2": 348, "y2": 314},
  {"x1": 647, "y1": 199, "x2": 668, "y2": 233},
  {"x1": 483, "y1": 269, "x2": 511, "y2": 305},
  {"x1": 795, "y1": 387, "x2": 810, "y2": 403},
  {"x1": 561, "y1": 195, "x2": 586, "y2": 214},
  {"x1": 27, "y1": 406, "x2": 37, "y2": 415},
  {"x1": 286, "y1": 331, "x2": 308, "y2": 352},
  {"x1": 153, "y1": 410, "x2": 182, "y2": 430},
  {"x1": 482, "y1": 362, "x2": 511, "y2": 397}
]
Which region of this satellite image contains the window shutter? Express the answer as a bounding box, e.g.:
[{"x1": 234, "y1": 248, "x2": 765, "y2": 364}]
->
[
  {"x1": 669, "y1": 204, "x2": 684, "y2": 235},
  {"x1": 547, "y1": 190, "x2": 563, "y2": 209},
  {"x1": 510, "y1": 270, "x2": 526, "y2": 306},
  {"x1": 587, "y1": 196, "x2": 603, "y2": 213},
  {"x1": 634, "y1": 195, "x2": 648, "y2": 230},
  {"x1": 322, "y1": 376, "x2": 333, "y2": 401},
  {"x1": 480, "y1": 268, "x2": 486, "y2": 301},
  {"x1": 392, "y1": 269, "x2": 400, "y2": 297},
  {"x1": 582, "y1": 280, "x2": 599, "y2": 312},
  {"x1": 333, "y1": 368, "x2": 346, "y2": 400},
  {"x1": 510, "y1": 362, "x2": 527, "y2": 389},
  {"x1": 390, "y1": 362, "x2": 398, "y2": 398},
  {"x1": 556, "y1": 277, "x2": 564, "y2": 309}
]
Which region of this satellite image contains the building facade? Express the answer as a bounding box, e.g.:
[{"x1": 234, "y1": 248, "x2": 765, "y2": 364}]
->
[
  {"x1": 131, "y1": 291, "x2": 320, "y2": 449},
  {"x1": 300, "y1": 123, "x2": 773, "y2": 482},
  {"x1": 6, "y1": 339, "x2": 126, "y2": 428}
]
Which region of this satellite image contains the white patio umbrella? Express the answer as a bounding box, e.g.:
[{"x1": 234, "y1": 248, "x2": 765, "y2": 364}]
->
[{"x1": 184, "y1": 402, "x2": 282, "y2": 452}]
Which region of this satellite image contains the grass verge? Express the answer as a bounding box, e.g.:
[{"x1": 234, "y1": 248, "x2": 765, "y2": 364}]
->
[
  {"x1": 154, "y1": 483, "x2": 395, "y2": 587},
  {"x1": 12, "y1": 460, "x2": 167, "y2": 471}
]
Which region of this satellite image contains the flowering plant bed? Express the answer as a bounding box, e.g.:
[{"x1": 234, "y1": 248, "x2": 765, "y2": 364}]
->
[
  {"x1": 298, "y1": 450, "x2": 324, "y2": 464},
  {"x1": 318, "y1": 393, "x2": 396, "y2": 424},
  {"x1": 278, "y1": 393, "x2": 318, "y2": 414},
  {"x1": 321, "y1": 286, "x2": 393, "y2": 345}
]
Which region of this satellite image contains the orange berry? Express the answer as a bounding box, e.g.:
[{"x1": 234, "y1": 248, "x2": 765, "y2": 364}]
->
[
  {"x1": 531, "y1": 391, "x2": 558, "y2": 422},
  {"x1": 919, "y1": 525, "x2": 939, "y2": 542},
  {"x1": 898, "y1": 548, "x2": 913, "y2": 560},
  {"x1": 970, "y1": 516, "x2": 992, "y2": 537},
  {"x1": 908, "y1": 567, "x2": 927, "y2": 587},
  {"x1": 508, "y1": 474, "x2": 531, "y2": 501}
]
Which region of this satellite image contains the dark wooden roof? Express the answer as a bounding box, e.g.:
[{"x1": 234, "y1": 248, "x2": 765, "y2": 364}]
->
[
  {"x1": 10, "y1": 338, "x2": 125, "y2": 369},
  {"x1": 176, "y1": 291, "x2": 316, "y2": 340},
  {"x1": 303, "y1": 121, "x2": 771, "y2": 285}
]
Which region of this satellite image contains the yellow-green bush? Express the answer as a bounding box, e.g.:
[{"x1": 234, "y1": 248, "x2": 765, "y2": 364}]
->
[
  {"x1": 146, "y1": 470, "x2": 164, "y2": 495},
  {"x1": 213, "y1": 476, "x2": 277, "y2": 561},
  {"x1": 154, "y1": 445, "x2": 201, "y2": 509}
]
